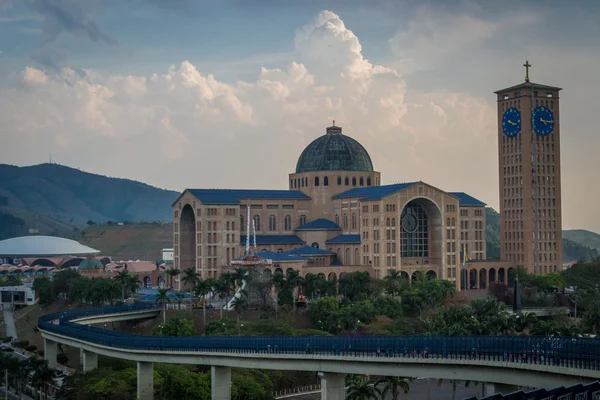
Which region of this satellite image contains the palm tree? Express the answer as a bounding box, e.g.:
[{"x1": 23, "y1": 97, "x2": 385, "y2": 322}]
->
[
  {"x1": 181, "y1": 267, "x2": 199, "y2": 312},
  {"x1": 126, "y1": 274, "x2": 140, "y2": 298},
  {"x1": 376, "y1": 376, "x2": 411, "y2": 400},
  {"x1": 286, "y1": 269, "x2": 304, "y2": 316},
  {"x1": 166, "y1": 267, "x2": 181, "y2": 289},
  {"x1": 231, "y1": 291, "x2": 248, "y2": 328},
  {"x1": 346, "y1": 376, "x2": 381, "y2": 400},
  {"x1": 583, "y1": 301, "x2": 600, "y2": 334},
  {"x1": 231, "y1": 267, "x2": 249, "y2": 290},
  {"x1": 383, "y1": 269, "x2": 405, "y2": 297},
  {"x1": 212, "y1": 277, "x2": 233, "y2": 319},
  {"x1": 114, "y1": 270, "x2": 131, "y2": 303},
  {"x1": 155, "y1": 288, "x2": 170, "y2": 323},
  {"x1": 30, "y1": 358, "x2": 56, "y2": 400},
  {"x1": 195, "y1": 278, "x2": 213, "y2": 332}
]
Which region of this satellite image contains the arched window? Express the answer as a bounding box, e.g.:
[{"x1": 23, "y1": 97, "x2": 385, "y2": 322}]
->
[
  {"x1": 290, "y1": 180, "x2": 293, "y2": 188},
  {"x1": 386, "y1": 218, "x2": 391, "y2": 227},
  {"x1": 305, "y1": 177, "x2": 308, "y2": 187},
  {"x1": 343, "y1": 214, "x2": 348, "y2": 229},
  {"x1": 355, "y1": 248, "x2": 359, "y2": 264},
  {"x1": 367, "y1": 177, "x2": 372, "y2": 186},
  {"x1": 446, "y1": 218, "x2": 451, "y2": 226},
  {"x1": 300, "y1": 215, "x2": 307, "y2": 226},
  {"x1": 335, "y1": 214, "x2": 340, "y2": 226},
  {"x1": 226, "y1": 221, "x2": 230, "y2": 230},
  {"x1": 351, "y1": 213, "x2": 356, "y2": 230},
  {"x1": 240, "y1": 215, "x2": 245, "y2": 230},
  {"x1": 232, "y1": 221, "x2": 235, "y2": 230},
  {"x1": 391, "y1": 218, "x2": 395, "y2": 227},
  {"x1": 253, "y1": 215, "x2": 261, "y2": 231},
  {"x1": 352, "y1": 177, "x2": 357, "y2": 186},
  {"x1": 345, "y1": 177, "x2": 349, "y2": 186},
  {"x1": 359, "y1": 177, "x2": 364, "y2": 186},
  {"x1": 345, "y1": 248, "x2": 351, "y2": 265},
  {"x1": 337, "y1": 176, "x2": 342, "y2": 185},
  {"x1": 451, "y1": 218, "x2": 455, "y2": 226},
  {"x1": 315, "y1": 176, "x2": 320, "y2": 186},
  {"x1": 324, "y1": 176, "x2": 329, "y2": 186},
  {"x1": 277, "y1": 248, "x2": 284, "y2": 253},
  {"x1": 284, "y1": 215, "x2": 292, "y2": 231},
  {"x1": 269, "y1": 215, "x2": 276, "y2": 231}
]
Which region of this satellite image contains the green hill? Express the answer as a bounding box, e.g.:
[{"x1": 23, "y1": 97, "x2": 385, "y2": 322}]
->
[
  {"x1": 0, "y1": 163, "x2": 179, "y2": 226},
  {"x1": 563, "y1": 229, "x2": 600, "y2": 251}
]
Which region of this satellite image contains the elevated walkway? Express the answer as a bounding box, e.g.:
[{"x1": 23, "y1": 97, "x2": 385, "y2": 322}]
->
[{"x1": 38, "y1": 305, "x2": 600, "y2": 400}]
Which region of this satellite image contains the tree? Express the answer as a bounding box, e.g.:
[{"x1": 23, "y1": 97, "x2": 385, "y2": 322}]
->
[
  {"x1": 166, "y1": 267, "x2": 181, "y2": 289},
  {"x1": 33, "y1": 277, "x2": 53, "y2": 304},
  {"x1": 346, "y1": 376, "x2": 381, "y2": 400},
  {"x1": 114, "y1": 271, "x2": 131, "y2": 303},
  {"x1": 376, "y1": 376, "x2": 411, "y2": 400},
  {"x1": 155, "y1": 288, "x2": 171, "y2": 324},
  {"x1": 152, "y1": 316, "x2": 195, "y2": 337},
  {"x1": 212, "y1": 276, "x2": 233, "y2": 319},
  {"x1": 383, "y1": 269, "x2": 406, "y2": 297},
  {"x1": 231, "y1": 267, "x2": 249, "y2": 290},
  {"x1": 181, "y1": 267, "x2": 199, "y2": 312},
  {"x1": 231, "y1": 292, "x2": 248, "y2": 329},
  {"x1": 194, "y1": 278, "x2": 213, "y2": 332},
  {"x1": 29, "y1": 358, "x2": 56, "y2": 399},
  {"x1": 583, "y1": 301, "x2": 600, "y2": 334}
]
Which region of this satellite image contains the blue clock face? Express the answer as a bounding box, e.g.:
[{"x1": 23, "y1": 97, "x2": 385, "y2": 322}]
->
[
  {"x1": 502, "y1": 107, "x2": 521, "y2": 138},
  {"x1": 532, "y1": 106, "x2": 555, "y2": 136}
]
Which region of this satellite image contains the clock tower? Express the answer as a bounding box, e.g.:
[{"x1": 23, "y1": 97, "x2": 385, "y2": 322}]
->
[{"x1": 495, "y1": 62, "x2": 563, "y2": 275}]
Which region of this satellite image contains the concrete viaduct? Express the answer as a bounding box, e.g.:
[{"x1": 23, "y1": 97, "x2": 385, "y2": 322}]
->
[{"x1": 39, "y1": 306, "x2": 600, "y2": 400}]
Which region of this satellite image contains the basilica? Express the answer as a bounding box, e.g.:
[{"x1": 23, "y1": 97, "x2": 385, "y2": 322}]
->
[{"x1": 172, "y1": 124, "x2": 514, "y2": 291}]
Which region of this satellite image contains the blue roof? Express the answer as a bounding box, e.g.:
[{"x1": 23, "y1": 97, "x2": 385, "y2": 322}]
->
[
  {"x1": 187, "y1": 189, "x2": 310, "y2": 205},
  {"x1": 240, "y1": 235, "x2": 305, "y2": 245},
  {"x1": 295, "y1": 218, "x2": 341, "y2": 231},
  {"x1": 137, "y1": 290, "x2": 191, "y2": 302},
  {"x1": 449, "y1": 192, "x2": 486, "y2": 206},
  {"x1": 332, "y1": 182, "x2": 417, "y2": 201},
  {"x1": 325, "y1": 234, "x2": 361, "y2": 244},
  {"x1": 235, "y1": 251, "x2": 309, "y2": 262},
  {"x1": 284, "y1": 246, "x2": 336, "y2": 256}
]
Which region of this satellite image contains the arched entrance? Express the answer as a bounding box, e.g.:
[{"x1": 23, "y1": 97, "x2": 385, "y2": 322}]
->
[
  {"x1": 426, "y1": 270, "x2": 437, "y2": 279},
  {"x1": 158, "y1": 276, "x2": 166, "y2": 288},
  {"x1": 400, "y1": 271, "x2": 409, "y2": 281},
  {"x1": 180, "y1": 204, "x2": 197, "y2": 273},
  {"x1": 400, "y1": 198, "x2": 443, "y2": 267},
  {"x1": 507, "y1": 268, "x2": 515, "y2": 286},
  {"x1": 460, "y1": 269, "x2": 468, "y2": 291},
  {"x1": 498, "y1": 268, "x2": 506, "y2": 283},
  {"x1": 469, "y1": 269, "x2": 477, "y2": 289},
  {"x1": 479, "y1": 268, "x2": 487, "y2": 289},
  {"x1": 489, "y1": 268, "x2": 496, "y2": 284},
  {"x1": 262, "y1": 269, "x2": 272, "y2": 280},
  {"x1": 143, "y1": 276, "x2": 152, "y2": 288},
  {"x1": 328, "y1": 272, "x2": 337, "y2": 281}
]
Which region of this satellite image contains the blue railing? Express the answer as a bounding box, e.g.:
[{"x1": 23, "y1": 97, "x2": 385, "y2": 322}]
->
[{"x1": 38, "y1": 305, "x2": 600, "y2": 371}]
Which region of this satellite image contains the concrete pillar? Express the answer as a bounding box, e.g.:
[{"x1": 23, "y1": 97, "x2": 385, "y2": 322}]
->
[
  {"x1": 82, "y1": 350, "x2": 98, "y2": 372},
  {"x1": 44, "y1": 338, "x2": 57, "y2": 369},
  {"x1": 137, "y1": 362, "x2": 154, "y2": 400},
  {"x1": 211, "y1": 366, "x2": 231, "y2": 400},
  {"x1": 320, "y1": 372, "x2": 346, "y2": 400},
  {"x1": 485, "y1": 383, "x2": 518, "y2": 396}
]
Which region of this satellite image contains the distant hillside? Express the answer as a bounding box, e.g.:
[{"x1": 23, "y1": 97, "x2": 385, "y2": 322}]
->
[
  {"x1": 485, "y1": 207, "x2": 599, "y2": 263},
  {"x1": 70, "y1": 223, "x2": 173, "y2": 261},
  {"x1": 0, "y1": 206, "x2": 80, "y2": 240},
  {"x1": 563, "y1": 229, "x2": 600, "y2": 251},
  {"x1": 0, "y1": 163, "x2": 179, "y2": 225}
]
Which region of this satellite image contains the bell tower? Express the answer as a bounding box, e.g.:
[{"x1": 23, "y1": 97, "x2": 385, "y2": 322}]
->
[{"x1": 494, "y1": 62, "x2": 563, "y2": 275}]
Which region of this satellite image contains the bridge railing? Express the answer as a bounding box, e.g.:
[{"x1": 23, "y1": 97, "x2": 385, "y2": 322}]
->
[{"x1": 38, "y1": 305, "x2": 600, "y2": 372}]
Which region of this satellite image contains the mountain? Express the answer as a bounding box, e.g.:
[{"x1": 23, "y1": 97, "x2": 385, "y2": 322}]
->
[
  {"x1": 486, "y1": 207, "x2": 599, "y2": 263},
  {"x1": 0, "y1": 163, "x2": 179, "y2": 226},
  {"x1": 563, "y1": 229, "x2": 600, "y2": 251}
]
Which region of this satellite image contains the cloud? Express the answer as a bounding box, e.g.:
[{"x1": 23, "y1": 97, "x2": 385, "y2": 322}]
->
[
  {"x1": 0, "y1": 10, "x2": 511, "y2": 226},
  {"x1": 23, "y1": 0, "x2": 117, "y2": 45},
  {"x1": 31, "y1": 44, "x2": 68, "y2": 70}
]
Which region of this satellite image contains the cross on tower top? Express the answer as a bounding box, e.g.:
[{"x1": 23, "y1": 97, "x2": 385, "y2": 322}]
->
[{"x1": 523, "y1": 60, "x2": 531, "y2": 83}]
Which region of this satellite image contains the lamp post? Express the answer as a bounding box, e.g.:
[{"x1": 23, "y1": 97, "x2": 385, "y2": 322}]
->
[
  {"x1": 238, "y1": 323, "x2": 244, "y2": 336},
  {"x1": 318, "y1": 320, "x2": 323, "y2": 333}
]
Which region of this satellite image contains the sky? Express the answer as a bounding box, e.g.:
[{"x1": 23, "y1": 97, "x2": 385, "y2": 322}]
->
[{"x1": 0, "y1": 0, "x2": 599, "y2": 232}]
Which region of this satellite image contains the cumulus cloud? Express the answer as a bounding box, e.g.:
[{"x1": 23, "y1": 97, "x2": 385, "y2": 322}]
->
[{"x1": 0, "y1": 10, "x2": 497, "y2": 216}]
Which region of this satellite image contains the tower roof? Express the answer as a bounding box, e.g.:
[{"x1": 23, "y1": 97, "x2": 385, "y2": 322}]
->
[
  {"x1": 295, "y1": 124, "x2": 374, "y2": 173},
  {"x1": 494, "y1": 81, "x2": 562, "y2": 94}
]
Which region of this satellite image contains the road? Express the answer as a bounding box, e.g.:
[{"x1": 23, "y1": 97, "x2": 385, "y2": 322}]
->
[
  {"x1": 2, "y1": 311, "x2": 17, "y2": 340},
  {"x1": 277, "y1": 379, "x2": 483, "y2": 400}
]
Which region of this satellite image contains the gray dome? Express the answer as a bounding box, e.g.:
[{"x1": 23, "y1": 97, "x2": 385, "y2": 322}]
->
[
  {"x1": 295, "y1": 125, "x2": 374, "y2": 173},
  {"x1": 0, "y1": 236, "x2": 100, "y2": 257}
]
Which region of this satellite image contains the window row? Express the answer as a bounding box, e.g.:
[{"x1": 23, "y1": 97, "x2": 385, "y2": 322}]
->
[
  {"x1": 290, "y1": 175, "x2": 374, "y2": 189},
  {"x1": 239, "y1": 214, "x2": 306, "y2": 231}
]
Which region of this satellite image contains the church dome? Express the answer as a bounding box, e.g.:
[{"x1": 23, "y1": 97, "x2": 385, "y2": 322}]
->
[{"x1": 295, "y1": 124, "x2": 374, "y2": 173}]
